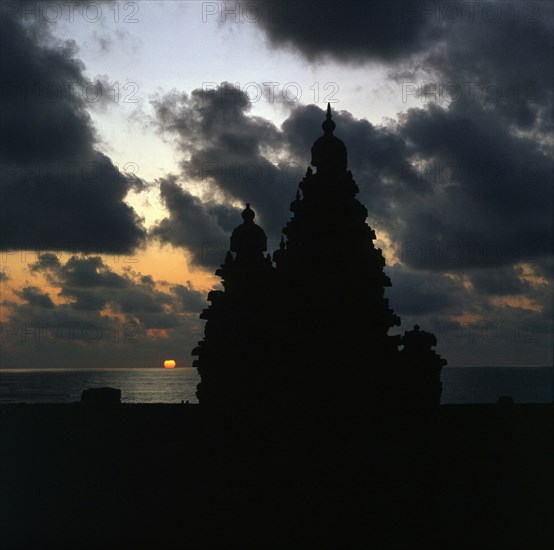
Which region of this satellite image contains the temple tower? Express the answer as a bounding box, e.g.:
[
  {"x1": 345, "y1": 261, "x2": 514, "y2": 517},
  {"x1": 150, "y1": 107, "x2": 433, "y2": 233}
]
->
[
  {"x1": 193, "y1": 204, "x2": 276, "y2": 411},
  {"x1": 273, "y1": 104, "x2": 402, "y2": 408}
]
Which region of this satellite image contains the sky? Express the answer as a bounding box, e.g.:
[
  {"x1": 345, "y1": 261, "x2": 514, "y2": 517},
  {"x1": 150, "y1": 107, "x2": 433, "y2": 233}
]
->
[{"x1": 0, "y1": 0, "x2": 552, "y2": 370}]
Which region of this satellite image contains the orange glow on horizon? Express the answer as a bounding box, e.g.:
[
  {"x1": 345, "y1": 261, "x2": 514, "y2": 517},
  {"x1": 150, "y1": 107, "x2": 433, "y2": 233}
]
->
[{"x1": 164, "y1": 359, "x2": 176, "y2": 369}]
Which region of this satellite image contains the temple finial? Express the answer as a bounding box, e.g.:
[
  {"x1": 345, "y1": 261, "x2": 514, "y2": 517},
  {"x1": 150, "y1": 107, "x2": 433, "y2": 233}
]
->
[{"x1": 322, "y1": 103, "x2": 335, "y2": 135}]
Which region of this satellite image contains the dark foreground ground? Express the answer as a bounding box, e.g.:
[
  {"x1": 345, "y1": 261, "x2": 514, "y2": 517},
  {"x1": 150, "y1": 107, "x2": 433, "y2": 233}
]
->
[{"x1": 1, "y1": 403, "x2": 552, "y2": 549}]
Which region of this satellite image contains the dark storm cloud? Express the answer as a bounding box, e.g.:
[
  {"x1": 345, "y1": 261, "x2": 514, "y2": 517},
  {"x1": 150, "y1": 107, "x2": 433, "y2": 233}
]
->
[
  {"x1": 0, "y1": 11, "x2": 146, "y2": 253},
  {"x1": 259, "y1": 0, "x2": 552, "y2": 133},
  {"x1": 28, "y1": 252, "x2": 61, "y2": 273},
  {"x1": 150, "y1": 176, "x2": 238, "y2": 268},
  {"x1": 59, "y1": 256, "x2": 127, "y2": 290},
  {"x1": 415, "y1": 0, "x2": 554, "y2": 134},
  {"x1": 52, "y1": 256, "x2": 131, "y2": 312},
  {"x1": 151, "y1": 84, "x2": 300, "y2": 240},
  {"x1": 393, "y1": 101, "x2": 552, "y2": 270},
  {"x1": 240, "y1": 1, "x2": 439, "y2": 63},
  {"x1": 385, "y1": 265, "x2": 465, "y2": 316},
  {"x1": 27, "y1": 254, "x2": 205, "y2": 327},
  {"x1": 468, "y1": 265, "x2": 533, "y2": 297},
  {"x1": 248, "y1": 0, "x2": 552, "y2": 141},
  {"x1": 2, "y1": 300, "x2": 118, "y2": 342},
  {"x1": 15, "y1": 285, "x2": 55, "y2": 309},
  {"x1": 249, "y1": 0, "x2": 552, "y2": 131},
  {"x1": 171, "y1": 283, "x2": 207, "y2": 314}
]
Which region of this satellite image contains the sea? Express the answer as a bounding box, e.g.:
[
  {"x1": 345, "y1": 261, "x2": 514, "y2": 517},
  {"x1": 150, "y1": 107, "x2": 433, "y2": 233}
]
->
[{"x1": 0, "y1": 366, "x2": 552, "y2": 405}]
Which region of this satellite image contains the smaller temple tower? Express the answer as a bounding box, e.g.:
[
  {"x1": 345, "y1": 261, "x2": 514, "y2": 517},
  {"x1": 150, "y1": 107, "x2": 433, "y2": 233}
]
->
[
  {"x1": 193, "y1": 204, "x2": 276, "y2": 411},
  {"x1": 399, "y1": 325, "x2": 447, "y2": 408}
]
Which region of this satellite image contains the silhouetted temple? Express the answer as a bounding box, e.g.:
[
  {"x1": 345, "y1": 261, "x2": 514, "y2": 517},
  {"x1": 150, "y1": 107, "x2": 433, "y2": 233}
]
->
[
  {"x1": 193, "y1": 204, "x2": 277, "y2": 410},
  {"x1": 193, "y1": 104, "x2": 446, "y2": 412}
]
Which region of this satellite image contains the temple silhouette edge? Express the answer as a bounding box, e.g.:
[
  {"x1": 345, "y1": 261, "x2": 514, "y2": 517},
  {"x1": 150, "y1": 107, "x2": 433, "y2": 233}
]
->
[{"x1": 192, "y1": 103, "x2": 447, "y2": 413}]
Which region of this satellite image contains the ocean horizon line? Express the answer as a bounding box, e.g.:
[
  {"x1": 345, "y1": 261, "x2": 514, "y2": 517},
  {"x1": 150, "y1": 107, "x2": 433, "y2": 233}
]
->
[
  {"x1": 1, "y1": 364, "x2": 553, "y2": 372},
  {"x1": 0, "y1": 366, "x2": 197, "y2": 373}
]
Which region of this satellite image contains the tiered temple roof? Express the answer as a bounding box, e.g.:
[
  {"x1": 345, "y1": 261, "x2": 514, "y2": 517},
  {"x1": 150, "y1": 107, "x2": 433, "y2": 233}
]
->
[{"x1": 193, "y1": 104, "x2": 446, "y2": 412}]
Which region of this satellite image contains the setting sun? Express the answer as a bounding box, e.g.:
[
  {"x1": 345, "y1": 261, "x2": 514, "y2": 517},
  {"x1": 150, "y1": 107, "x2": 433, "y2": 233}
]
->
[{"x1": 164, "y1": 359, "x2": 176, "y2": 369}]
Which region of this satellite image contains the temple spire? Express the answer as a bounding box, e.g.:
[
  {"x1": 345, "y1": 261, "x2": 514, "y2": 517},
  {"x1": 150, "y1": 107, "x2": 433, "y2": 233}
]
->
[
  {"x1": 322, "y1": 102, "x2": 336, "y2": 135},
  {"x1": 311, "y1": 103, "x2": 346, "y2": 174}
]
